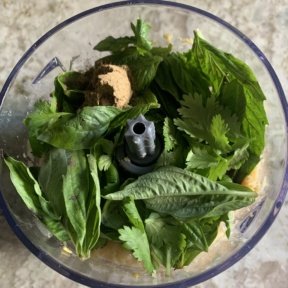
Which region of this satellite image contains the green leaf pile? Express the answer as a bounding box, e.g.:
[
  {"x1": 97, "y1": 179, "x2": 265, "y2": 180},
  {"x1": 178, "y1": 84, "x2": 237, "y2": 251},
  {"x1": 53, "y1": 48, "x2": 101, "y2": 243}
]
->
[{"x1": 3, "y1": 19, "x2": 267, "y2": 274}]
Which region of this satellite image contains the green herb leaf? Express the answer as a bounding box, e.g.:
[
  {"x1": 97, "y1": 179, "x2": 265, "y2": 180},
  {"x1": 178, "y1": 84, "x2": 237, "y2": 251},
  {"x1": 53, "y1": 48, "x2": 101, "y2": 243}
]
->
[
  {"x1": 130, "y1": 19, "x2": 152, "y2": 52},
  {"x1": 191, "y1": 32, "x2": 267, "y2": 179},
  {"x1": 4, "y1": 156, "x2": 68, "y2": 241},
  {"x1": 163, "y1": 117, "x2": 178, "y2": 152},
  {"x1": 105, "y1": 166, "x2": 256, "y2": 219},
  {"x1": 122, "y1": 198, "x2": 145, "y2": 232},
  {"x1": 145, "y1": 213, "x2": 186, "y2": 274},
  {"x1": 109, "y1": 103, "x2": 159, "y2": 130},
  {"x1": 94, "y1": 36, "x2": 134, "y2": 52},
  {"x1": 118, "y1": 226, "x2": 154, "y2": 274},
  {"x1": 26, "y1": 105, "x2": 123, "y2": 150},
  {"x1": 62, "y1": 151, "x2": 89, "y2": 249},
  {"x1": 4, "y1": 156, "x2": 46, "y2": 216},
  {"x1": 83, "y1": 152, "x2": 102, "y2": 255},
  {"x1": 38, "y1": 149, "x2": 67, "y2": 217}
]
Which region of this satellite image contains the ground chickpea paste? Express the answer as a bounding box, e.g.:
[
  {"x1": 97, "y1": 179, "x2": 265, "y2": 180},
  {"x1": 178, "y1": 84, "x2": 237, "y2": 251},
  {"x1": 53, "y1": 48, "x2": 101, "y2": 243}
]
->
[{"x1": 4, "y1": 19, "x2": 267, "y2": 276}]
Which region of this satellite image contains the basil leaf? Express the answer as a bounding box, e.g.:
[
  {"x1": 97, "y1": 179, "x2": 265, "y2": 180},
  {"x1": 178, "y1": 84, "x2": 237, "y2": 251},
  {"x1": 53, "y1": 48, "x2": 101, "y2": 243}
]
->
[
  {"x1": 38, "y1": 149, "x2": 67, "y2": 217},
  {"x1": 4, "y1": 156, "x2": 45, "y2": 216},
  {"x1": 26, "y1": 105, "x2": 123, "y2": 150},
  {"x1": 122, "y1": 198, "x2": 145, "y2": 232},
  {"x1": 83, "y1": 153, "x2": 101, "y2": 255},
  {"x1": 42, "y1": 216, "x2": 70, "y2": 242},
  {"x1": 105, "y1": 166, "x2": 255, "y2": 200},
  {"x1": 62, "y1": 151, "x2": 89, "y2": 248},
  {"x1": 4, "y1": 156, "x2": 68, "y2": 241}
]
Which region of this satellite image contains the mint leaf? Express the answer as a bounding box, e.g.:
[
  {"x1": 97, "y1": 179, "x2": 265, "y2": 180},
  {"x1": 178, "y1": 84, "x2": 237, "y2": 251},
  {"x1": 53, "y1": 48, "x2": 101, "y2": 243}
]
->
[
  {"x1": 131, "y1": 19, "x2": 152, "y2": 52},
  {"x1": 94, "y1": 36, "x2": 134, "y2": 52},
  {"x1": 119, "y1": 226, "x2": 154, "y2": 274},
  {"x1": 145, "y1": 213, "x2": 186, "y2": 273},
  {"x1": 105, "y1": 166, "x2": 256, "y2": 219},
  {"x1": 191, "y1": 32, "x2": 267, "y2": 179},
  {"x1": 155, "y1": 53, "x2": 210, "y2": 102}
]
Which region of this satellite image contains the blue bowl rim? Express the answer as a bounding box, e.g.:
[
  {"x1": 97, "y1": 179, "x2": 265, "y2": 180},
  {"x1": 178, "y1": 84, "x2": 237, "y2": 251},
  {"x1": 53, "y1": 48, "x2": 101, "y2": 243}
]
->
[{"x1": 0, "y1": 1, "x2": 287, "y2": 287}]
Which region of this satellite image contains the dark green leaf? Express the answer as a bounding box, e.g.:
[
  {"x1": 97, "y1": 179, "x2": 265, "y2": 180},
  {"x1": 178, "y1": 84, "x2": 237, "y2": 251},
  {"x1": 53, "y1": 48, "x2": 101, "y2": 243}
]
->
[
  {"x1": 102, "y1": 200, "x2": 129, "y2": 230},
  {"x1": 27, "y1": 106, "x2": 122, "y2": 150},
  {"x1": 109, "y1": 102, "x2": 160, "y2": 131},
  {"x1": 94, "y1": 36, "x2": 134, "y2": 52},
  {"x1": 145, "y1": 213, "x2": 186, "y2": 273}
]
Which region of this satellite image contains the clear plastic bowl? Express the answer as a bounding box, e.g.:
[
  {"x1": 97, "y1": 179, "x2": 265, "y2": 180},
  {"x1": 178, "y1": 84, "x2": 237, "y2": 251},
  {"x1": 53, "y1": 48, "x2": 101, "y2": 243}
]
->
[{"x1": 0, "y1": 1, "x2": 287, "y2": 287}]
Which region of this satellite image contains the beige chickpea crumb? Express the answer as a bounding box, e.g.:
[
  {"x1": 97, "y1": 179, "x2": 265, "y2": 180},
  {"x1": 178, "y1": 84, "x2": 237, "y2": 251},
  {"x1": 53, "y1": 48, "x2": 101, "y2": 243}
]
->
[
  {"x1": 83, "y1": 64, "x2": 133, "y2": 108},
  {"x1": 241, "y1": 162, "x2": 262, "y2": 192}
]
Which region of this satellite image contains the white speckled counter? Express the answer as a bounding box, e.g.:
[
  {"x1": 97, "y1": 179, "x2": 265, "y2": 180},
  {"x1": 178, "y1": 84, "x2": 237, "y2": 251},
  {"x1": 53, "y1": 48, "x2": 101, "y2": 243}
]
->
[{"x1": 0, "y1": 1, "x2": 287, "y2": 287}]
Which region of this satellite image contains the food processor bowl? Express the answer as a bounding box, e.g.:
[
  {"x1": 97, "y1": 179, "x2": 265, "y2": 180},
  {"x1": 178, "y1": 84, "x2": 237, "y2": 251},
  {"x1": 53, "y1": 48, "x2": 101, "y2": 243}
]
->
[{"x1": 0, "y1": 1, "x2": 287, "y2": 287}]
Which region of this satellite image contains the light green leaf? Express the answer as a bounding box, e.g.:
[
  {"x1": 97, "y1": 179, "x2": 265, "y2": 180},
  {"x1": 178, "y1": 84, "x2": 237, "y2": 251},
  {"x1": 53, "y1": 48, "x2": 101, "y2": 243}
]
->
[
  {"x1": 98, "y1": 155, "x2": 112, "y2": 172},
  {"x1": 83, "y1": 153, "x2": 102, "y2": 254},
  {"x1": 163, "y1": 117, "x2": 178, "y2": 152},
  {"x1": 122, "y1": 198, "x2": 144, "y2": 232},
  {"x1": 210, "y1": 114, "x2": 230, "y2": 152},
  {"x1": 119, "y1": 226, "x2": 154, "y2": 274},
  {"x1": 4, "y1": 156, "x2": 56, "y2": 219},
  {"x1": 62, "y1": 151, "x2": 89, "y2": 247}
]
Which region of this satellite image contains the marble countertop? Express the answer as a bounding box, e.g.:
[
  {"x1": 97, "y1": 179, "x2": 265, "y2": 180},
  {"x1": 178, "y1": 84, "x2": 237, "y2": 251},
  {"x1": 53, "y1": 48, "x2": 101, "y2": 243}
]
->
[{"x1": 0, "y1": 1, "x2": 287, "y2": 287}]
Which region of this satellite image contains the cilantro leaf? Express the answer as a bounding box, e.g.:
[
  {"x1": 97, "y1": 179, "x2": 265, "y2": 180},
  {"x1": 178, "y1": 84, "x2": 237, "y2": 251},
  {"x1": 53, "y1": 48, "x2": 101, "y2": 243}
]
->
[
  {"x1": 119, "y1": 226, "x2": 154, "y2": 274},
  {"x1": 210, "y1": 114, "x2": 230, "y2": 152},
  {"x1": 174, "y1": 94, "x2": 239, "y2": 153},
  {"x1": 98, "y1": 155, "x2": 112, "y2": 171},
  {"x1": 163, "y1": 117, "x2": 178, "y2": 152}
]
